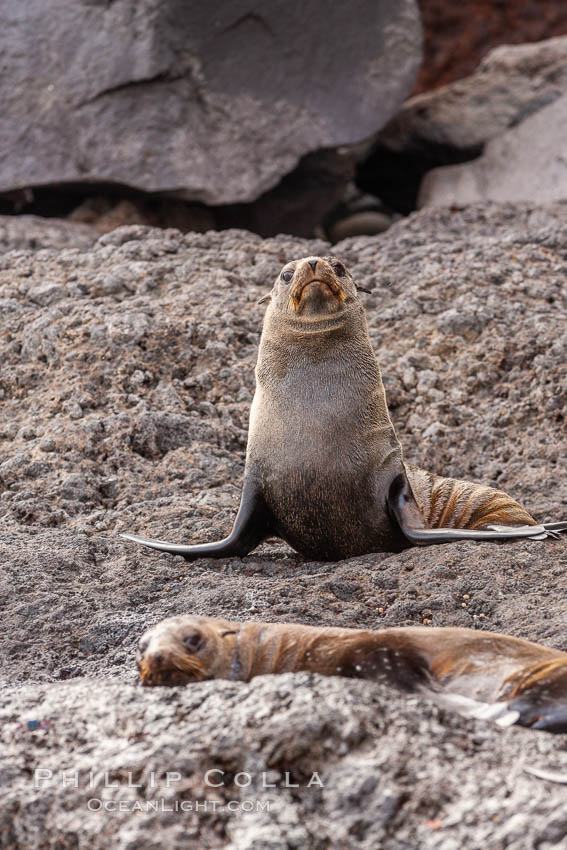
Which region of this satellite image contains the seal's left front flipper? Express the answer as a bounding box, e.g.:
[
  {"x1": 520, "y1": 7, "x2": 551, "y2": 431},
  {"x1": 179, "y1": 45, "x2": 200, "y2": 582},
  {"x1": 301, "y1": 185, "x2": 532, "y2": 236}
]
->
[
  {"x1": 388, "y1": 473, "x2": 563, "y2": 545},
  {"x1": 121, "y1": 476, "x2": 274, "y2": 562}
]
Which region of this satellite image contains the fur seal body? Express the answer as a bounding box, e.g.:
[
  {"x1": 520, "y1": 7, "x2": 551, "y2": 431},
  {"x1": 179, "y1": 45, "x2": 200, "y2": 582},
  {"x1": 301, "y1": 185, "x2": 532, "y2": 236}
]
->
[
  {"x1": 123, "y1": 256, "x2": 567, "y2": 560},
  {"x1": 137, "y1": 615, "x2": 567, "y2": 733}
]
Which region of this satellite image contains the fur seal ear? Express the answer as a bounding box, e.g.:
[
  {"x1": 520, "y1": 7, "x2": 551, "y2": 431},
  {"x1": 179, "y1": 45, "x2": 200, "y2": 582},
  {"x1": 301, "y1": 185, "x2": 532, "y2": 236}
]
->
[
  {"x1": 257, "y1": 293, "x2": 272, "y2": 305},
  {"x1": 355, "y1": 284, "x2": 372, "y2": 294}
]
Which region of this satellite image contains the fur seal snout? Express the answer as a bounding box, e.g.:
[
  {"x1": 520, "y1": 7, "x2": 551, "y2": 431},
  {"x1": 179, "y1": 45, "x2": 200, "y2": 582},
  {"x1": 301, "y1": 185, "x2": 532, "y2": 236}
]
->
[
  {"x1": 287, "y1": 257, "x2": 347, "y2": 314},
  {"x1": 137, "y1": 615, "x2": 567, "y2": 733},
  {"x1": 122, "y1": 255, "x2": 567, "y2": 561}
]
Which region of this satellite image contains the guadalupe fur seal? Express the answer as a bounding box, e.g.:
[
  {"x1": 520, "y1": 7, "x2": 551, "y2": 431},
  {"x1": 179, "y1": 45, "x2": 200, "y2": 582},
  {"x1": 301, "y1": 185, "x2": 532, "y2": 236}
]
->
[
  {"x1": 122, "y1": 256, "x2": 567, "y2": 560},
  {"x1": 137, "y1": 614, "x2": 567, "y2": 733}
]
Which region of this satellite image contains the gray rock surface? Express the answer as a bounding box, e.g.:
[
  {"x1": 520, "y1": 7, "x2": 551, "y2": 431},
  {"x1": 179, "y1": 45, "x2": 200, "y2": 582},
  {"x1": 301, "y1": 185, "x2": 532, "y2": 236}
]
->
[
  {"x1": 1, "y1": 204, "x2": 567, "y2": 847},
  {"x1": 1, "y1": 0, "x2": 421, "y2": 204},
  {"x1": 419, "y1": 93, "x2": 567, "y2": 206},
  {"x1": 381, "y1": 35, "x2": 567, "y2": 153}
]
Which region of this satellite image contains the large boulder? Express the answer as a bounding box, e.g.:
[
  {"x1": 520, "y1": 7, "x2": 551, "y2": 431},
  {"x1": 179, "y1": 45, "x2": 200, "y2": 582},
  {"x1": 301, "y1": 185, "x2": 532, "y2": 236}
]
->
[{"x1": 1, "y1": 0, "x2": 421, "y2": 205}]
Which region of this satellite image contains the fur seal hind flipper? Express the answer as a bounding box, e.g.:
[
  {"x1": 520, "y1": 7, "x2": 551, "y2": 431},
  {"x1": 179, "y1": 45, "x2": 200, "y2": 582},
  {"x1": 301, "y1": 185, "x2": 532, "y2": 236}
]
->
[
  {"x1": 429, "y1": 691, "x2": 521, "y2": 727},
  {"x1": 502, "y1": 658, "x2": 567, "y2": 733},
  {"x1": 387, "y1": 473, "x2": 550, "y2": 544},
  {"x1": 507, "y1": 694, "x2": 567, "y2": 732},
  {"x1": 121, "y1": 477, "x2": 273, "y2": 561},
  {"x1": 543, "y1": 521, "x2": 567, "y2": 533}
]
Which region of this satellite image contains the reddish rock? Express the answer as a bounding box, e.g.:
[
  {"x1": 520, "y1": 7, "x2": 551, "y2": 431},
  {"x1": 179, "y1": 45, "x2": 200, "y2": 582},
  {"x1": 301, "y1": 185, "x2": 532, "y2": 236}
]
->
[{"x1": 416, "y1": 0, "x2": 567, "y2": 92}]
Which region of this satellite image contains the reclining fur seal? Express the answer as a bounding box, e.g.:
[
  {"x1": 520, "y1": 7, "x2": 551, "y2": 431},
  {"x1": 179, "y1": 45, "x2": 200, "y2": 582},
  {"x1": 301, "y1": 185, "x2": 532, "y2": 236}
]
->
[
  {"x1": 137, "y1": 614, "x2": 567, "y2": 733},
  {"x1": 122, "y1": 256, "x2": 567, "y2": 560}
]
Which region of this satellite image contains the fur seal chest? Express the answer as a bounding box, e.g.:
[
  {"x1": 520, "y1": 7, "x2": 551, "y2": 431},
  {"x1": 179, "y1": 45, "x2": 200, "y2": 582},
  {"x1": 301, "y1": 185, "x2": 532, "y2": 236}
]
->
[
  {"x1": 123, "y1": 256, "x2": 567, "y2": 560},
  {"x1": 137, "y1": 614, "x2": 567, "y2": 733}
]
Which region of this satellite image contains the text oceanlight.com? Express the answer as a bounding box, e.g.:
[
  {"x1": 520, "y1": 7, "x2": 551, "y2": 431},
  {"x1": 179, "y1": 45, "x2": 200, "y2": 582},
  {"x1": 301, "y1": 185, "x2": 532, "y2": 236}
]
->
[{"x1": 87, "y1": 799, "x2": 273, "y2": 813}]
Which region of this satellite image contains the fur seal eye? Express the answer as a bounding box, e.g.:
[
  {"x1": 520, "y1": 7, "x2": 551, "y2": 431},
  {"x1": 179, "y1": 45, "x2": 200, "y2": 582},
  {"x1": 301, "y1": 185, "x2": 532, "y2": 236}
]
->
[
  {"x1": 183, "y1": 633, "x2": 203, "y2": 652},
  {"x1": 331, "y1": 262, "x2": 346, "y2": 277},
  {"x1": 281, "y1": 270, "x2": 293, "y2": 283}
]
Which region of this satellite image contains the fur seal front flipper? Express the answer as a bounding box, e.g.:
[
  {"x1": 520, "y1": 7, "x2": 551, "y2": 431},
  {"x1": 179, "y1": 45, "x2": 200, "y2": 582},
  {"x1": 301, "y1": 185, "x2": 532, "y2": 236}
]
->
[
  {"x1": 387, "y1": 473, "x2": 551, "y2": 544},
  {"x1": 137, "y1": 615, "x2": 567, "y2": 733},
  {"x1": 121, "y1": 475, "x2": 273, "y2": 560}
]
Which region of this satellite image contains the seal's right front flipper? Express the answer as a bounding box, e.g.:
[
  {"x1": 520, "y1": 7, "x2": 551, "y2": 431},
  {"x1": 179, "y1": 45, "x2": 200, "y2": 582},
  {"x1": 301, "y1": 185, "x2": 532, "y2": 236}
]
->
[
  {"x1": 387, "y1": 473, "x2": 549, "y2": 545},
  {"x1": 121, "y1": 478, "x2": 274, "y2": 562}
]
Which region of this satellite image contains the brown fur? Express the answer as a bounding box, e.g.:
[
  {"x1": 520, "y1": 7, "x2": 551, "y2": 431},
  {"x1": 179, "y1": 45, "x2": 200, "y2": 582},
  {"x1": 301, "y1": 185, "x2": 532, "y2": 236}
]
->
[{"x1": 250, "y1": 256, "x2": 408, "y2": 558}]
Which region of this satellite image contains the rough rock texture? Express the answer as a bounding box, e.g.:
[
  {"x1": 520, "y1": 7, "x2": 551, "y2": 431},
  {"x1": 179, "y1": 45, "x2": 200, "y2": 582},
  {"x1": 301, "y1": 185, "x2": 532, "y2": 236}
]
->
[
  {"x1": 419, "y1": 92, "x2": 567, "y2": 207},
  {"x1": 1, "y1": 0, "x2": 421, "y2": 204},
  {"x1": 1, "y1": 205, "x2": 567, "y2": 847},
  {"x1": 415, "y1": 0, "x2": 567, "y2": 93},
  {"x1": 4, "y1": 677, "x2": 567, "y2": 850}
]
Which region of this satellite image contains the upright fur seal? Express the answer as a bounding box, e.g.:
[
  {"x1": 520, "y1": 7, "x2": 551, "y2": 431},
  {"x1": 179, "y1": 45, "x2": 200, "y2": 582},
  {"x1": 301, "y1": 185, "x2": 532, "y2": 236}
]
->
[
  {"x1": 137, "y1": 614, "x2": 567, "y2": 733},
  {"x1": 122, "y1": 256, "x2": 567, "y2": 560}
]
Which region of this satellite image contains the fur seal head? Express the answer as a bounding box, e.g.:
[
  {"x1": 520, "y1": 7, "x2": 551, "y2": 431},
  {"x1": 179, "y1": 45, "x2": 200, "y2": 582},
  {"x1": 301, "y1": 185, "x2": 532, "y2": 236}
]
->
[
  {"x1": 259, "y1": 256, "x2": 371, "y2": 325},
  {"x1": 137, "y1": 615, "x2": 238, "y2": 686}
]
